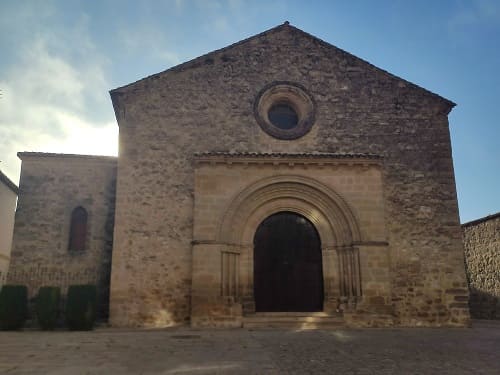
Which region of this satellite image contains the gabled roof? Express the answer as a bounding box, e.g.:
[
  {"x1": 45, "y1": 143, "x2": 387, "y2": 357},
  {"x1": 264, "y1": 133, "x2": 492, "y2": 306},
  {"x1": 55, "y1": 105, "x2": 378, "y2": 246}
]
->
[
  {"x1": 110, "y1": 22, "x2": 455, "y2": 109},
  {"x1": 0, "y1": 169, "x2": 18, "y2": 195}
]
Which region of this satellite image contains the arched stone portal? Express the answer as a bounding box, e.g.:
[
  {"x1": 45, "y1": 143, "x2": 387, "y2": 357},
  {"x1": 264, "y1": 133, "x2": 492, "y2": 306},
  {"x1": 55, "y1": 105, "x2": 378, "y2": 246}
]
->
[
  {"x1": 191, "y1": 154, "x2": 390, "y2": 327},
  {"x1": 254, "y1": 211, "x2": 324, "y2": 312},
  {"x1": 216, "y1": 175, "x2": 363, "y2": 315}
]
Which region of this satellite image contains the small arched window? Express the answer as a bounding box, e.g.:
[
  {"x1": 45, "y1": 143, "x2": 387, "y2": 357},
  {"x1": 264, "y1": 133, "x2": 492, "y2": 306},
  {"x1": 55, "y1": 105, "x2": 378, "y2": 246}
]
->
[{"x1": 69, "y1": 206, "x2": 87, "y2": 252}]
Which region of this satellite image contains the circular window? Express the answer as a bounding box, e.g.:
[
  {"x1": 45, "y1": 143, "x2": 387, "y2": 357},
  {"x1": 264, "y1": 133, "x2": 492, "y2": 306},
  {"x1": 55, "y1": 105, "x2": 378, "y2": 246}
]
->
[
  {"x1": 268, "y1": 103, "x2": 298, "y2": 130},
  {"x1": 254, "y1": 82, "x2": 316, "y2": 140}
]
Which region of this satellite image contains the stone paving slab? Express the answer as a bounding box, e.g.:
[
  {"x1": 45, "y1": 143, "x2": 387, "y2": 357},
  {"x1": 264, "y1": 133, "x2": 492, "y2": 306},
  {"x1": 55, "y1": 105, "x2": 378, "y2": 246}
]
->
[{"x1": 0, "y1": 320, "x2": 498, "y2": 374}]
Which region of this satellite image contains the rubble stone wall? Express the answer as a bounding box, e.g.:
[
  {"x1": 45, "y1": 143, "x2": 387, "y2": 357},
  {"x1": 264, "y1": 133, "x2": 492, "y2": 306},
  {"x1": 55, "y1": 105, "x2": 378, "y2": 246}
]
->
[
  {"x1": 463, "y1": 213, "x2": 500, "y2": 319},
  {"x1": 7, "y1": 154, "x2": 117, "y2": 321}
]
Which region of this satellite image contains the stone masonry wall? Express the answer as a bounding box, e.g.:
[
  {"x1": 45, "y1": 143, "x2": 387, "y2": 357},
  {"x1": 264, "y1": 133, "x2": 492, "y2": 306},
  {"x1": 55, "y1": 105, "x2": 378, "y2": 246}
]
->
[
  {"x1": 109, "y1": 24, "x2": 469, "y2": 327},
  {"x1": 463, "y1": 213, "x2": 500, "y2": 319},
  {"x1": 8, "y1": 153, "x2": 116, "y2": 321}
]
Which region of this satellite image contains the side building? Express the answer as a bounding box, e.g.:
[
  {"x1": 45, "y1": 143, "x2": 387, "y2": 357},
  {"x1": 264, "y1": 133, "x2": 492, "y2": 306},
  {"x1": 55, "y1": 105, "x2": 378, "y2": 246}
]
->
[
  {"x1": 0, "y1": 170, "x2": 18, "y2": 285},
  {"x1": 463, "y1": 213, "x2": 500, "y2": 319},
  {"x1": 7, "y1": 153, "x2": 117, "y2": 319}
]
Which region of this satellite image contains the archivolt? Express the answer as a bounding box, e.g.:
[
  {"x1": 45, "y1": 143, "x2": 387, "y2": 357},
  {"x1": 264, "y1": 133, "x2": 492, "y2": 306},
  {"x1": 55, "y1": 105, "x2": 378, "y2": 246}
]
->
[{"x1": 217, "y1": 175, "x2": 361, "y2": 247}]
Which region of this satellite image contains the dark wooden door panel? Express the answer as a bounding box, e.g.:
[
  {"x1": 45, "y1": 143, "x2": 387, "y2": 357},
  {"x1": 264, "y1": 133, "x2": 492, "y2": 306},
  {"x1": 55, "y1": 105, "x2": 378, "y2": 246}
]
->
[{"x1": 254, "y1": 212, "x2": 324, "y2": 312}]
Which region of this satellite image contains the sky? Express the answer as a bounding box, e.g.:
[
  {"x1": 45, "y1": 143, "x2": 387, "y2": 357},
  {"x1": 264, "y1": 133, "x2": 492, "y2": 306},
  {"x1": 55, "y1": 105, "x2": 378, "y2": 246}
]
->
[{"x1": 0, "y1": 0, "x2": 498, "y2": 223}]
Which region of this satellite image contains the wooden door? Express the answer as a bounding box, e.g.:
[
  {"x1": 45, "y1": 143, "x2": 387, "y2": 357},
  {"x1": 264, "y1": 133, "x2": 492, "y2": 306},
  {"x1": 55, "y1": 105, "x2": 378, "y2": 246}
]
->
[{"x1": 253, "y1": 212, "x2": 324, "y2": 312}]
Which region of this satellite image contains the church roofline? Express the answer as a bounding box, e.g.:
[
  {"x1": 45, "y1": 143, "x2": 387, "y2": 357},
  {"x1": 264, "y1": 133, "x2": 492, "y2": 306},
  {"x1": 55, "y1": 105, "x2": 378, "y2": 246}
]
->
[
  {"x1": 110, "y1": 22, "x2": 290, "y2": 95},
  {"x1": 110, "y1": 22, "x2": 455, "y2": 111},
  {"x1": 17, "y1": 152, "x2": 117, "y2": 163},
  {"x1": 0, "y1": 169, "x2": 18, "y2": 195}
]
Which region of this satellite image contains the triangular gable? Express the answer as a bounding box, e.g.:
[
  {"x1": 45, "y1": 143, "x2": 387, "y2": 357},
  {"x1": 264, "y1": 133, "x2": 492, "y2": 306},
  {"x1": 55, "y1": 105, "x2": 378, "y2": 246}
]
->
[{"x1": 110, "y1": 22, "x2": 455, "y2": 110}]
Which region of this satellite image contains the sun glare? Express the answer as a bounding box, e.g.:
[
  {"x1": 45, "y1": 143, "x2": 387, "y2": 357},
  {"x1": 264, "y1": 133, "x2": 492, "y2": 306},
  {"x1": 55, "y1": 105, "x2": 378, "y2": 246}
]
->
[{"x1": 39, "y1": 117, "x2": 118, "y2": 157}]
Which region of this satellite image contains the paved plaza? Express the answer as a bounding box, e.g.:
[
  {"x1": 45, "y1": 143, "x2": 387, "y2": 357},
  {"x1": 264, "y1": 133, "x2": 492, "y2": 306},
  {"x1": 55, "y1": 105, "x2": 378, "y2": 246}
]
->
[{"x1": 0, "y1": 320, "x2": 498, "y2": 374}]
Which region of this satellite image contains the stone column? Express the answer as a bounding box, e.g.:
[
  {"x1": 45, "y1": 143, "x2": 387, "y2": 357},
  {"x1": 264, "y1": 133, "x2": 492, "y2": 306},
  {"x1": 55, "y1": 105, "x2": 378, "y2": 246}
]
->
[
  {"x1": 336, "y1": 245, "x2": 362, "y2": 311},
  {"x1": 239, "y1": 244, "x2": 255, "y2": 314},
  {"x1": 322, "y1": 245, "x2": 340, "y2": 313}
]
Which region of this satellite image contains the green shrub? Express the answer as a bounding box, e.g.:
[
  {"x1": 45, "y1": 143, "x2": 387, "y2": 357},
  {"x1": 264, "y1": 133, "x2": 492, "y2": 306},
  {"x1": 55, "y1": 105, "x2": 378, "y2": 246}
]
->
[
  {"x1": 36, "y1": 286, "x2": 61, "y2": 330},
  {"x1": 0, "y1": 285, "x2": 28, "y2": 330},
  {"x1": 66, "y1": 285, "x2": 97, "y2": 331}
]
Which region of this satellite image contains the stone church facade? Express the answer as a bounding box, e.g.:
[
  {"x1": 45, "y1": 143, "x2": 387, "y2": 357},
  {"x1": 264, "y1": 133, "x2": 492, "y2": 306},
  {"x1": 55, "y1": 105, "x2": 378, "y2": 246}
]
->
[{"x1": 8, "y1": 23, "x2": 470, "y2": 328}]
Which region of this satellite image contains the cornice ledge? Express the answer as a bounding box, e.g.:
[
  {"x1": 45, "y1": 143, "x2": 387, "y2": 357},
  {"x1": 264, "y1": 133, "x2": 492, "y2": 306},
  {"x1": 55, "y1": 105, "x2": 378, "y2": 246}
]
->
[{"x1": 194, "y1": 152, "x2": 383, "y2": 167}]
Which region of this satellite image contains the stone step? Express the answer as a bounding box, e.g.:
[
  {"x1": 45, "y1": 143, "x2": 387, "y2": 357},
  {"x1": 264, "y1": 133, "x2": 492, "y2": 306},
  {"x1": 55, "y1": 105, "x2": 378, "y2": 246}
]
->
[{"x1": 243, "y1": 312, "x2": 345, "y2": 329}]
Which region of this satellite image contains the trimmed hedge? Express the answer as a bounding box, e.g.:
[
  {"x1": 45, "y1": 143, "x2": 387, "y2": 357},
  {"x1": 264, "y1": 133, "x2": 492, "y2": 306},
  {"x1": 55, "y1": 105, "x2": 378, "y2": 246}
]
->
[
  {"x1": 66, "y1": 285, "x2": 97, "y2": 331},
  {"x1": 36, "y1": 286, "x2": 61, "y2": 330},
  {"x1": 0, "y1": 285, "x2": 28, "y2": 330}
]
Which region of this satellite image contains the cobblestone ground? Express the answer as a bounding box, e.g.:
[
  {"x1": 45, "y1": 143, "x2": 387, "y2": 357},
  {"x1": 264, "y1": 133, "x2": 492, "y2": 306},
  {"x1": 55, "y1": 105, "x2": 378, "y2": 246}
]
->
[{"x1": 0, "y1": 321, "x2": 498, "y2": 374}]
